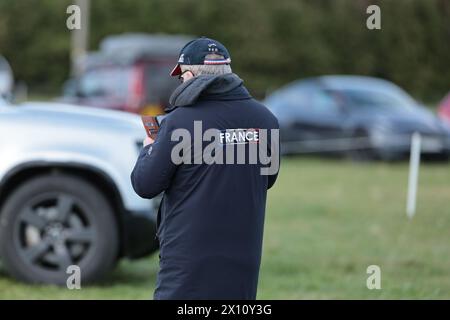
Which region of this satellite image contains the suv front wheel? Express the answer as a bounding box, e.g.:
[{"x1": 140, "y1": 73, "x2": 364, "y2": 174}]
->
[{"x1": 0, "y1": 174, "x2": 119, "y2": 285}]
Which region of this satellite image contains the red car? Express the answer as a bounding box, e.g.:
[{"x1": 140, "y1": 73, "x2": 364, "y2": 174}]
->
[
  {"x1": 438, "y1": 92, "x2": 450, "y2": 124},
  {"x1": 61, "y1": 34, "x2": 192, "y2": 115}
]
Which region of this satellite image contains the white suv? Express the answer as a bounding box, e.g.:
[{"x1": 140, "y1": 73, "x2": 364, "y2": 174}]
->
[{"x1": 0, "y1": 97, "x2": 159, "y2": 284}]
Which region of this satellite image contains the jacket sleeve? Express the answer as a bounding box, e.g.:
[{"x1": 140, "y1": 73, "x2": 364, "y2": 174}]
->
[
  {"x1": 267, "y1": 170, "x2": 279, "y2": 190},
  {"x1": 131, "y1": 117, "x2": 178, "y2": 199},
  {"x1": 267, "y1": 118, "x2": 280, "y2": 190}
]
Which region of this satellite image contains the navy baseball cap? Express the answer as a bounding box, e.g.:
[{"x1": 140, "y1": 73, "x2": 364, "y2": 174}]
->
[{"x1": 170, "y1": 37, "x2": 231, "y2": 76}]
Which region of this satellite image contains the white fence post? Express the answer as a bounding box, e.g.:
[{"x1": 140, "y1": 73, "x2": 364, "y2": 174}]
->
[{"x1": 406, "y1": 132, "x2": 421, "y2": 219}]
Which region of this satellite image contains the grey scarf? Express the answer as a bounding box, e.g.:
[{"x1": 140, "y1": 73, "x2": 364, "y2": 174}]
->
[{"x1": 168, "y1": 73, "x2": 244, "y2": 109}]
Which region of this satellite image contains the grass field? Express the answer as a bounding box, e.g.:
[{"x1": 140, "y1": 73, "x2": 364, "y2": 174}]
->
[{"x1": 1, "y1": 157, "x2": 449, "y2": 299}]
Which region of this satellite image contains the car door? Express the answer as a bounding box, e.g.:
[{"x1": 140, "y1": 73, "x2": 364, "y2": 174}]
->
[{"x1": 288, "y1": 86, "x2": 347, "y2": 152}]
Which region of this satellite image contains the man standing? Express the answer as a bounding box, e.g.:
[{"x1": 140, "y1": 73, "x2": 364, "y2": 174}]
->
[{"x1": 131, "y1": 37, "x2": 279, "y2": 300}]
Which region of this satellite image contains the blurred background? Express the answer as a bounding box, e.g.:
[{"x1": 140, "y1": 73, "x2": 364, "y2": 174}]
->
[
  {"x1": 0, "y1": 0, "x2": 449, "y2": 299},
  {"x1": 1, "y1": 0, "x2": 449, "y2": 102}
]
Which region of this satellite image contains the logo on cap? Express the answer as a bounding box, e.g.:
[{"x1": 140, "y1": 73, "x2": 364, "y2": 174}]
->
[
  {"x1": 178, "y1": 54, "x2": 185, "y2": 63},
  {"x1": 208, "y1": 43, "x2": 219, "y2": 52}
]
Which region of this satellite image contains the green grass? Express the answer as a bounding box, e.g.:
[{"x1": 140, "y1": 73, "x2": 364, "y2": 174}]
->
[{"x1": 1, "y1": 157, "x2": 449, "y2": 299}]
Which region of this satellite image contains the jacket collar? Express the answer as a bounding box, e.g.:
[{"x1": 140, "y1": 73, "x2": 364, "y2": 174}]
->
[{"x1": 166, "y1": 73, "x2": 251, "y2": 113}]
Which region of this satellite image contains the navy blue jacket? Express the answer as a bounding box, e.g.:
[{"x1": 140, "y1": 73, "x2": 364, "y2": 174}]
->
[{"x1": 131, "y1": 73, "x2": 279, "y2": 299}]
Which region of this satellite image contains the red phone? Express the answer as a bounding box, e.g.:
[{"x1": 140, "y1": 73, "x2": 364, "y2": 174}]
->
[{"x1": 141, "y1": 115, "x2": 166, "y2": 140}]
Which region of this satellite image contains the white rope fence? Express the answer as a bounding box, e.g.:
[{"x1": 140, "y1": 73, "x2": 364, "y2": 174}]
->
[{"x1": 280, "y1": 133, "x2": 445, "y2": 154}]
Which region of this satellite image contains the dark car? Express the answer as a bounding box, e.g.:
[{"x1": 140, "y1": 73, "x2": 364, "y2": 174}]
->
[
  {"x1": 264, "y1": 75, "x2": 450, "y2": 160},
  {"x1": 61, "y1": 33, "x2": 192, "y2": 115}
]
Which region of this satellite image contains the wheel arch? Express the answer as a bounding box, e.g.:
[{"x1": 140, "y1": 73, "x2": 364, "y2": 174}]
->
[{"x1": 0, "y1": 161, "x2": 126, "y2": 257}]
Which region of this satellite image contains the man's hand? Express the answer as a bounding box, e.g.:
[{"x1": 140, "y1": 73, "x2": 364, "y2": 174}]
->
[{"x1": 143, "y1": 136, "x2": 155, "y2": 147}]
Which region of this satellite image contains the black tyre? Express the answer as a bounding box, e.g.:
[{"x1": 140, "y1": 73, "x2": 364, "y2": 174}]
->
[{"x1": 0, "y1": 174, "x2": 119, "y2": 285}]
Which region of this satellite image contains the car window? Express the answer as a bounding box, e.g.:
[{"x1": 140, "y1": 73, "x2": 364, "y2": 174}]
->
[
  {"x1": 144, "y1": 63, "x2": 179, "y2": 106},
  {"x1": 267, "y1": 84, "x2": 340, "y2": 116},
  {"x1": 266, "y1": 86, "x2": 311, "y2": 116},
  {"x1": 282, "y1": 86, "x2": 339, "y2": 114},
  {"x1": 79, "y1": 67, "x2": 131, "y2": 99},
  {"x1": 341, "y1": 89, "x2": 414, "y2": 110},
  {"x1": 284, "y1": 88, "x2": 309, "y2": 111},
  {"x1": 309, "y1": 89, "x2": 340, "y2": 114},
  {"x1": 267, "y1": 82, "x2": 342, "y2": 118}
]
